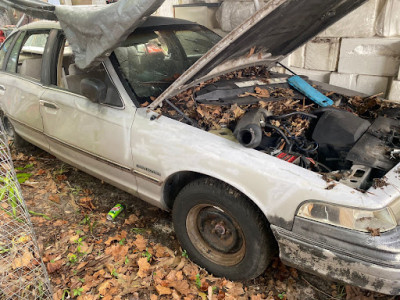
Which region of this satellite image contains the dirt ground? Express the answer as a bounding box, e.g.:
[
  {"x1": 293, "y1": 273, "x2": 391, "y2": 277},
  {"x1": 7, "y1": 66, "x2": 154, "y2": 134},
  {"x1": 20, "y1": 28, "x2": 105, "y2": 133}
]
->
[{"x1": 11, "y1": 145, "x2": 396, "y2": 300}]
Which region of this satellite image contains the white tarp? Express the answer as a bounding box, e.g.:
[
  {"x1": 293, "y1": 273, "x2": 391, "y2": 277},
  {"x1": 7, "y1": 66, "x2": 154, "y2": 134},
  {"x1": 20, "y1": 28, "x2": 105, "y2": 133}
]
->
[{"x1": 0, "y1": 0, "x2": 164, "y2": 69}]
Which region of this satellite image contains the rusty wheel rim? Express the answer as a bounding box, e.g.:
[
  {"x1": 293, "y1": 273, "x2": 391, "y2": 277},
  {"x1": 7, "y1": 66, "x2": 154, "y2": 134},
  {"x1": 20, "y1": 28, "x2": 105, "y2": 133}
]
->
[{"x1": 186, "y1": 204, "x2": 245, "y2": 266}]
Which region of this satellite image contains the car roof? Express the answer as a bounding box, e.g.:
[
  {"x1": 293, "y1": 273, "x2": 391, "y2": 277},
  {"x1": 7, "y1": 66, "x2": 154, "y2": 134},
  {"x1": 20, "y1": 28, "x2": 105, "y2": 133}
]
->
[{"x1": 18, "y1": 16, "x2": 197, "y2": 32}]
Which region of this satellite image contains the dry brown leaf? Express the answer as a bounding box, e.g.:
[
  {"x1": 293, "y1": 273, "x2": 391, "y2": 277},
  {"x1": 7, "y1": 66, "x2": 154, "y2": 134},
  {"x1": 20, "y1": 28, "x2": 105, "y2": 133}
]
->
[
  {"x1": 124, "y1": 214, "x2": 139, "y2": 225},
  {"x1": 367, "y1": 227, "x2": 381, "y2": 236},
  {"x1": 53, "y1": 219, "x2": 68, "y2": 226},
  {"x1": 47, "y1": 260, "x2": 63, "y2": 273},
  {"x1": 12, "y1": 250, "x2": 33, "y2": 269},
  {"x1": 170, "y1": 280, "x2": 191, "y2": 295},
  {"x1": 156, "y1": 284, "x2": 172, "y2": 295},
  {"x1": 49, "y1": 194, "x2": 60, "y2": 204},
  {"x1": 134, "y1": 235, "x2": 148, "y2": 251},
  {"x1": 77, "y1": 295, "x2": 97, "y2": 300},
  {"x1": 105, "y1": 244, "x2": 129, "y2": 261},
  {"x1": 98, "y1": 280, "x2": 112, "y2": 295},
  {"x1": 79, "y1": 196, "x2": 96, "y2": 210},
  {"x1": 104, "y1": 230, "x2": 128, "y2": 246},
  {"x1": 225, "y1": 281, "x2": 245, "y2": 297},
  {"x1": 150, "y1": 294, "x2": 158, "y2": 300},
  {"x1": 153, "y1": 244, "x2": 170, "y2": 258},
  {"x1": 247, "y1": 46, "x2": 256, "y2": 58},
  {"x1": 231, "y1": 104, "x2": 245, "y2": 119},
  {"x1": 137, "y1": 257, "x2": 151, "y2": 278},
  {"x1": 36, "y1": 169, "x2": 46, "y2": 175},
  {"x1": 46, "y1": 180, "x2": 58, "y2": 194},
  {"x1": 93, "y1": 269, "x2": 106, "y2": 279}
]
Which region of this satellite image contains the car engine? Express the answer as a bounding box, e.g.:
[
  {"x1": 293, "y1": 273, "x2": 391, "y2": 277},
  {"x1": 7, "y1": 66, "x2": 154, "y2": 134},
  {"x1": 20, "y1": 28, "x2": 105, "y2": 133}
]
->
[{"x1": 157, "y1": 66, "x2": 400, "y2": 191}]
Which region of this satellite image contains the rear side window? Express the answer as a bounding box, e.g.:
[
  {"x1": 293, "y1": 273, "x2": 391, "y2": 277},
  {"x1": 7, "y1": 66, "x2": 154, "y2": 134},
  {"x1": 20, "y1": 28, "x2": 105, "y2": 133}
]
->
[
  {"x1": 6, "y1": 31, "x2": 49, "y2": 81},
  {"x1": 0, "y1": 35, "x2": 15, "y2": 69}
]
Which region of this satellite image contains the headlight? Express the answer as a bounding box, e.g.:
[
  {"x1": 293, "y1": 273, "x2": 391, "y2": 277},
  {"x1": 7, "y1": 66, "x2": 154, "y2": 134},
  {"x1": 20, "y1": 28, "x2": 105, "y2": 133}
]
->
[{"x1": 297, "y1": 201, "x2": 398, "y2": 233}]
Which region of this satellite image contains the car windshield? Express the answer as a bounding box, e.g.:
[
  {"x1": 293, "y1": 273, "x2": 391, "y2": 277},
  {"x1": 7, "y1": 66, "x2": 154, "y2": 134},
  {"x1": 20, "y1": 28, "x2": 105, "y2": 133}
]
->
[{"x1": 113, "y1": 25, "x2": 221, "y2": 104}]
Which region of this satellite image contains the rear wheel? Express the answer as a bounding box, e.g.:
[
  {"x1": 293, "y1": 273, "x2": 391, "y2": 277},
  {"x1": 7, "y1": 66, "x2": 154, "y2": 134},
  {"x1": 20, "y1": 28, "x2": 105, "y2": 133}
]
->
[
  {"x1": 0, "y1": 113, "x2": 30, "y2": 148},
  {"x1": 172, "y1": 178, "x2": 275, "y2": 280}
]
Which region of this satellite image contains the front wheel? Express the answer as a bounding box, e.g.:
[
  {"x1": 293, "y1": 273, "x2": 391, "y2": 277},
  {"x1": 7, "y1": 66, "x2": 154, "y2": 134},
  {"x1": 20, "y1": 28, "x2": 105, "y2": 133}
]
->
[{"x1": 172, "y1": 178, "x2": 275, "y2": 280}]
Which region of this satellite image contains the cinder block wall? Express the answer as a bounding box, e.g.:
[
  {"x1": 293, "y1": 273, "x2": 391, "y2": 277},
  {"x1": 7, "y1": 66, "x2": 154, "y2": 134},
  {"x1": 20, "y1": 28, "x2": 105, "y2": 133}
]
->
[{"x1": 282, "y1": 0, "x2": 400, "y2": 102}]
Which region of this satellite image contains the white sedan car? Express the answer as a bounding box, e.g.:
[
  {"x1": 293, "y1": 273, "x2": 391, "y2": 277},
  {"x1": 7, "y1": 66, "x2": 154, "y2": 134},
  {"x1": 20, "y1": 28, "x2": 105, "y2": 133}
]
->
[{"x1": 0, "y1": 0, "x2": 399, "y2": 295}]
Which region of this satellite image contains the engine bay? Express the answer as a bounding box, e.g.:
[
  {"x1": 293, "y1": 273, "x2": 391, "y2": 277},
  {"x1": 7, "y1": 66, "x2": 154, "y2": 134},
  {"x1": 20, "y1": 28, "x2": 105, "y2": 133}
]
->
[{"x1": 155, "y1": 66, "x2": 400, "y2": 191}]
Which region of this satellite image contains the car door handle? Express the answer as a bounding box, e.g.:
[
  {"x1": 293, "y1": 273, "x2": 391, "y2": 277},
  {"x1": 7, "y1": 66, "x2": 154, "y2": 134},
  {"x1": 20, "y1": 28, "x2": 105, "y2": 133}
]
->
[
  {"x1": 0, "y1": 85, "x2": 5, "y2": 96},
  {"x1": 39, "y1": 100, "x2": 59, "y2": 110}
]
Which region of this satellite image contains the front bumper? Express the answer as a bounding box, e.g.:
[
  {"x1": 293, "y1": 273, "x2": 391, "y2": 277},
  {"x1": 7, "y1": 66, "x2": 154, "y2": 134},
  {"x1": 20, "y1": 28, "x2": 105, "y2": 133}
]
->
[{"x1": 271, "y1": 217, "x2": 400, "y2": 295}]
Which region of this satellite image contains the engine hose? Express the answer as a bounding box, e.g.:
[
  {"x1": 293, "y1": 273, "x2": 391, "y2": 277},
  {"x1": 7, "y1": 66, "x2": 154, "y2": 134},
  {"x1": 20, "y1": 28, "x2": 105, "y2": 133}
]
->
[
  {"x1": 264, "y1": 124, "x2": 292, "y2": 150},
  {"x1": 268, "y1": 112, "x2": 317, "y2": 120}
]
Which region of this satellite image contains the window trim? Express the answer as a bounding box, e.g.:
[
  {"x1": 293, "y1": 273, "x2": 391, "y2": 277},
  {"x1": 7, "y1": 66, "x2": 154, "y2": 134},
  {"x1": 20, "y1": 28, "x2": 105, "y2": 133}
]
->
[
  {"x1": 0, "y1": 32, "x2": 18, "y2": 70},
  {"x1": 4, "y1": 29, "x2": 51, "y2": 83},
  {"x1": 46, "y1": 32, "x2": 125, "y2": 110}
]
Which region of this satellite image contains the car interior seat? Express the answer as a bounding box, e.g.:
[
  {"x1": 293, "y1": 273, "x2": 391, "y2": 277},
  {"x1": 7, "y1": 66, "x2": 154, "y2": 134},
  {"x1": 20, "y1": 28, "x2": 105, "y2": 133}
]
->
[{"x1": 19, "y1": 58, "x2": 43, "y2": 81}]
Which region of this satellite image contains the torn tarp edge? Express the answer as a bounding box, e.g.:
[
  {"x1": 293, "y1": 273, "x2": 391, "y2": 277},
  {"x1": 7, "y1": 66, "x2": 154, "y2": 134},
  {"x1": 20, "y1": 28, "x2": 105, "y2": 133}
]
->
[
  {"x1": 0, "y1": 0, "x2": 164, "y2": 70},
  {"x1": 54, "y1": 0, "x2": 165, "y2": 70},
  {"x1": 0, "y1": 0, "x2": 57, "y2": 20}
]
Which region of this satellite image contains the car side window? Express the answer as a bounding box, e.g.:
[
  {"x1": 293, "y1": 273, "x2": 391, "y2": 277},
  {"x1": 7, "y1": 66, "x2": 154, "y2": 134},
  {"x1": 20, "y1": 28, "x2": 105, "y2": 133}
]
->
[
  {"x1": 56, "y1": 39, "x2": 123, "y2": 108},
  {"x1": 6, "y1": 31, "x2": 49, "y2": 81},
  {"x1": 0, "y1": 35, "x2": 15, "y2": 69}
]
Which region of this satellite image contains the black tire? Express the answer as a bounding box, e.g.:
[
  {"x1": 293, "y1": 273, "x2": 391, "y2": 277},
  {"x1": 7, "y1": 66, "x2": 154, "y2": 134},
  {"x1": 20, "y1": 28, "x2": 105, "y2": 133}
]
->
[
  {"x1": 0, "y1": 113, "x2": 30, "y2": 148},
  {"x1": 172, "y1": 178, "x2": 275, "y2": 281}
]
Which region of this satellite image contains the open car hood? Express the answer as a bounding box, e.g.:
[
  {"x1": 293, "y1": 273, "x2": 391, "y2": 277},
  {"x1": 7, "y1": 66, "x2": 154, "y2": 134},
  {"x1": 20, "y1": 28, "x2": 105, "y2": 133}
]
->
[
  {"x1": 150, "y1": 0, "x2": 367, "y2": 108},
  {"x1": 0, "y1": 0, "x2": 164, "y2": 69}
]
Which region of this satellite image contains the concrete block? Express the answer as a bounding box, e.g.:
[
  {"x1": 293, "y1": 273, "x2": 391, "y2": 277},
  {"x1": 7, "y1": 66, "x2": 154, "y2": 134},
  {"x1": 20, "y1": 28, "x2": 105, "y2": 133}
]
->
[
  {"x1": 338, "y1": 38, "x2": 400, "y2": 77},
  {"x1": 330, "y1": 73, "x2": 389, "y2": 96},
  {"x1": 388, "y1": 80, "x2": 400, "y2": 103},
  {"x1": 286, "y1": 67, "x2": 331, "y2": 83},
  {"x1": 305, "y1": 38, "x2": 340, "y2": 71},
  {"x1": 175, "y1": 5, "x2": 219, "y2": 29},
  {"x1": 289, "y1": 46, "x2": 305, "y2": 68},
  {"x1": 319, "y1": 0, "x2": 379, "y2": 38}
]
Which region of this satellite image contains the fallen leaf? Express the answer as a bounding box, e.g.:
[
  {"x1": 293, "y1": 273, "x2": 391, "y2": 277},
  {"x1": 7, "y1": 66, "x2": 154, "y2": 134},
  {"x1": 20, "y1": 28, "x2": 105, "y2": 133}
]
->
[
  {"x1": 98, "y1": 280, "x2": 112, "y2": 295},
  {"x1": 247, "y1": 46, "x2": 256, "y2": 58},
  {"x1": 47, "y1": 260, "x2": 63, "y2": 273},
  {"x1": 79, "y1": 197, "x2": 96, "y2": 210},
  {"x1": 53, "y1": 219, "x2": 68, "y2": 226},
  {"x1": 36, "y1": 169, "x2": 46, "y2": 175},
  {"x1": 124, "y1": 214, "x2": 139, "y2": 225},
  {"x1": 137, "y1": 257, "x2": 151, "y2": 278},
  {"x1": 156, "y1": 284, "x2": 172, "y2": 295},
  {"x1": 105, "y1": 230, "x2": 127, "y2": 246},
  {"x1": 77, "y1": 261, "x2": 88, "y2": 270},
  {"x1": 12, "y1": 250, "x2": 33, "y2": 269},
  {"x1": 105, "y1": 244, "x2": 129, "y2": 261},
  {"x1": 49, "y1": 194, "x2": 60, "y2": 204},
  {"x1": 367, "y1": 227, "x2": 380, "y2": 236},
  {"x1": 134, "y1": 235, "x2": 148, "y2": 251}
]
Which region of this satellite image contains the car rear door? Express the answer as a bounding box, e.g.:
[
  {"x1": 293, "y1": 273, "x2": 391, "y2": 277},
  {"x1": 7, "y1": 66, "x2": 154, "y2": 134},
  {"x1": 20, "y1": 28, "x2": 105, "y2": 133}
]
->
[{"x1": 0, "y1": 29, "x2": 51, "y2": 149}]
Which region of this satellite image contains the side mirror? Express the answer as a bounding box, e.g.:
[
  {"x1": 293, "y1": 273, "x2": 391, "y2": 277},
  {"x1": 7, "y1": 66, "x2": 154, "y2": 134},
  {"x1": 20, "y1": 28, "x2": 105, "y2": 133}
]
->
[{"x1": 80, "y1": 78, "x2": 107, "y2": 103}]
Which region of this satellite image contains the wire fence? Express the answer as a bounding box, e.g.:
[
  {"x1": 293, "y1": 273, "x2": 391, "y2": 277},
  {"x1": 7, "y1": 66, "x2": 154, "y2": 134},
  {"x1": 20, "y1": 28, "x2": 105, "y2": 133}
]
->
[{"x1": 0, "y1": 127, "x2": 52, "y2": 299}]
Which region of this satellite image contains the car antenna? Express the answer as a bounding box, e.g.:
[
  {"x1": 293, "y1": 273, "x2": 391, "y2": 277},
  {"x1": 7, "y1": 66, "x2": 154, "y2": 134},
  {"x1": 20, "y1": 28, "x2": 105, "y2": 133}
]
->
[
  {"x1": 16, "y1": 14, "x2": 27, "y2": 29},
  {"x1": 276, "y1": 62, "x2": 297, "y2": 75}
]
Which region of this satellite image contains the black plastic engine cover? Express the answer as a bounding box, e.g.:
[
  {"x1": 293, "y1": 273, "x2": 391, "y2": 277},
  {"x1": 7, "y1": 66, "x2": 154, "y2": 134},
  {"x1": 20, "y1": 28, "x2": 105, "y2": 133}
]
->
[
  {"x1": 312, "y1": 110, "x2": 371, "y2": 147},
  {"x1": 346, "y1": 117, "x2": 400, "y2": 171},
  {"x1": 312, "y1": 110, "x2": 371, "y2": 169}
]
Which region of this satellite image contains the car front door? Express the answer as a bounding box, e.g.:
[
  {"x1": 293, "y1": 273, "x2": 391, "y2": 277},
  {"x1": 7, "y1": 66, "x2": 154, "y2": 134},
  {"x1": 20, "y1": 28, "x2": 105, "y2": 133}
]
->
[
  {"x1": 0, "y1": 30, "x2": 51, "y2": 149},
  {"x1": 39, "y1": 36, "x2": 138, "y2": 195}
]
